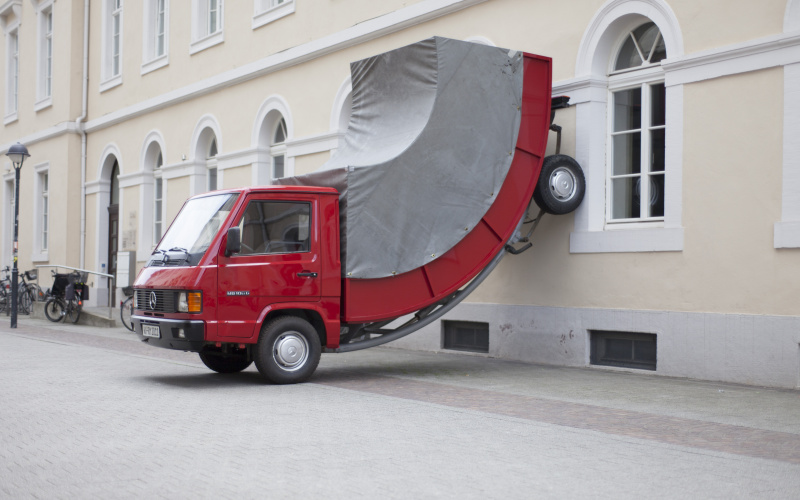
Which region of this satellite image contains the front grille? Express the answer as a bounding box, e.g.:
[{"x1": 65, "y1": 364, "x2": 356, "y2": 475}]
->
[{"x1": 135, "y1": 289, "x2": 177, "y2": 313}]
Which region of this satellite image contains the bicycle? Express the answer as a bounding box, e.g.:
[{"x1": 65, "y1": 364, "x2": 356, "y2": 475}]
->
[
  {"x1": 0, "y1": 266, "x2": 34, "y2": 315},
  {"x1": 120, "y1": 286, "x2": 134, "y2": 331},
  {"x1": 44, "y1": 271, "x2": 86, "y2": 324}
]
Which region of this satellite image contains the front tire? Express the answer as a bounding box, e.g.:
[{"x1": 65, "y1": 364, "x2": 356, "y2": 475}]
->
[
  {"x1": 44, "y1": 298, "x2": 65, "y2": 322},
  {"x1": 199, "y1": 352, "x2": 253, "y2": 374},
  {"x1": 533, "y1": 154, "x2": 586, "y2": 215},
  {"x1": 255, "y1": 316, "x2": 321, "y2": 384}
]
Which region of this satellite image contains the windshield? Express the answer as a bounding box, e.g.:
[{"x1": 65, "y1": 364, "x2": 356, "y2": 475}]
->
[{"x1": 151, "y1": 193, "x2": 238, "y2": 266}]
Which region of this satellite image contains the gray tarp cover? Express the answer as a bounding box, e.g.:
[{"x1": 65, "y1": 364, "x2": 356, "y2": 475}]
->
[{"x1": 278, "y1": 36, "x2": 523, "y2": 278}]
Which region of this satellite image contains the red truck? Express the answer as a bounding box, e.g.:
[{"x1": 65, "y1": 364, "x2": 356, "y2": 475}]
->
[{"x1": 132, "y1": 37, "x2": 584, "y2": 383}]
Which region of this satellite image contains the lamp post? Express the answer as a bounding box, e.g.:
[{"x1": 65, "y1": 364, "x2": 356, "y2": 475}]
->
[{"x1": 6, "y1": 142, "x2": 29, "y2": 328}]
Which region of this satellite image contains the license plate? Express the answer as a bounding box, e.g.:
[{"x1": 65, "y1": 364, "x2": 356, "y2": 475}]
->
[{"x1": 142, "y1": 324, "x2": 161, "y2": 339}]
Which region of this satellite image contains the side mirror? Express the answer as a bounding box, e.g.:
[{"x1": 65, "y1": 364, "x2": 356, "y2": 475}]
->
[{"x1": 225, "y1": 227, "x2": 241, "y2": 257}]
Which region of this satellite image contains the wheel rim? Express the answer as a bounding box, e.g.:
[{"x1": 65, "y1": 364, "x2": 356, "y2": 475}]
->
[
  {"x1": 548, "y1": 166, "x2": 577, "y2": 201},
  {"x1": 273, "y1": 331, "x2": 309, "y2": 372}
]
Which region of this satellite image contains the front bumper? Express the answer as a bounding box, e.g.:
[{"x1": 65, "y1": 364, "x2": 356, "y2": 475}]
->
[{"x1": 132, "y1": 315, "x2": 206, "y2": 352}]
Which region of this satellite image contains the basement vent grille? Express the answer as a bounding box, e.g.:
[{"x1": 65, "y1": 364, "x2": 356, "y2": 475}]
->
[
  {"x1": 443, "y1": 320, "x2": 489, "y2": 353},
  {"x1": 590, "y1": 330, "x2": 657, "y2": 371}
]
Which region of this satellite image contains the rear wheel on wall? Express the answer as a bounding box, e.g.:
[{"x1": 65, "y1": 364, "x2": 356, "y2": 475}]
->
[
  {"x1": 255, "y1": 316, "x2": 321, "y2": 384},
  {"x1": 533, "y1": 154, "x2": 586, "y2": 215},
  {"x1": 199, "y1": 352, "x2": 253, "y2": 374}
]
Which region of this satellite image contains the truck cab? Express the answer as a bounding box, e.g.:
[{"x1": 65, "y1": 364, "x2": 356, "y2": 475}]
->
[{"x1": 132, "y1": 186, "x2": 341, "y2": 383}]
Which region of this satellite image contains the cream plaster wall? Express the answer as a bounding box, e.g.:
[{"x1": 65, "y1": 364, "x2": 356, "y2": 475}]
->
[
  {"x1": 293, "y1": 151, "x2": 330, "y2": 176},
  {"x1": 165, "y1": 176, "x2": 190, "y2": 224},
  {"x1": 471, "y1": 67, "x2": 793, "y2": 316},
  {"x1": 221, "y1": 165, "x2": 251, "y2": 190}
]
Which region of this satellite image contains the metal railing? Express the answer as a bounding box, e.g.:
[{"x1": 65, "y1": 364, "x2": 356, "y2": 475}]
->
[{"x1": 35, "y1": 264, "x2": 115, "y2": 319}]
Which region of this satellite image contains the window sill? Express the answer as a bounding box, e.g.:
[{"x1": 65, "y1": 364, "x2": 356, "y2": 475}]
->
[
  {"x1": 34, "y1": 96, "x2": 52, "y2": 112},
  {"x1": 253, "y1": 1, "x2": 295, "y2": 30},
  {"x1": 774, "y1": 221, "x2": 800, "y2": 248},
  {"x1": 570, "y1": 227, "x2": 684, "y2": 253},
  {"x1": 3, "y1": 112, "x2": 18, "y2": 126},
  {"x1": 141, "y1": 54, "x2": 169, "y2": 76},
  {"x1": 99, "y1": 74, "x2": 123, "y2": 93},
  {"x1": 30, "y1": 252, "x2": 48, "y2": 263},
  {"x1": 190, "y1": 31, "x2": 224, "y2": 55}
]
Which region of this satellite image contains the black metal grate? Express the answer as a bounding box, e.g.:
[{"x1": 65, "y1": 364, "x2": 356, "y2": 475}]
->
[
  {"x1": 590, "y1": 330, "x2": 657, "y2": 371},
  {"x1": 134, "y1": 289, "x2": 176, "y2": 313},
  {"x1": 443, "y1": 320, "x2": 489, "y2": 353}
]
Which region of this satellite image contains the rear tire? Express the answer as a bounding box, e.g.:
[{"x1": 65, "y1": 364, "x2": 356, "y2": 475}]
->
[
  {"x1": 199, "y1": 352, "x2": 253, "y2": 374},
  {"x1": 255, "y1": 316, "x2": 321, "y2": 384},
  {"x1": 533, "y1": 154, "x2": 586, "y2": 215},
  {"x1": 44, "y1": 298, "x2": 65, "y2": 322},
  {"x1": 66, "y1": 299, "x2": 81, "y2": 324}
]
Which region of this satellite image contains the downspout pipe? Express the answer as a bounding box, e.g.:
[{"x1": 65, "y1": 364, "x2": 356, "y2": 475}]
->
[{"x1": 77, "y1": 0, "x2": 89, "y2": 271}]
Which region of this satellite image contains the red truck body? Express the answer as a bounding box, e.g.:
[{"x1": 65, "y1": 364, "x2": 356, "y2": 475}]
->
[{"x1": 131, "y1": 51, "x2": 565, "y2": 384}]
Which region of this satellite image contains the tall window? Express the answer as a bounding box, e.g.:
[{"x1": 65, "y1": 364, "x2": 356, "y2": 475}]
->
[
  {"x1": 101, "y1": 0, "x2": 123, "y2": 89},
  {"x1": 111, "y1": 0, "x2": 122, "y2": 76},
  {"x1": 142, "y1": 0, "x2": 169, "y2": 73},
  {"x1": 191, "y1": 0, "x2": 224, "y2": 52},
  {"x1": 41, "y1": 173, "x2": 49, "y2": 251},
  {"x1": 608, "y1": 22, "x2": 666, "y2": 223},
  {"x1": 154, "y1": 152, "x2": 163, "y2": 242},
  {"x1": 271, "y1": 118, "x2": 287, "y2": 179},
  {"x1": 37, "y1": 5, "x2": 54, "y2": 104},
  {"x1": 6, "y1": 28, "x2": 19, "y2": 118},
  {"x1": 155, "y1": 0, "x2": 166, "y2": 57},
  {"x1": 207, "y1": 138, "x2": 218, "y2": 191}
]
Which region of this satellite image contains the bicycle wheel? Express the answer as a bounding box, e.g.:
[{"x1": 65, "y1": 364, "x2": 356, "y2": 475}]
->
[
  {"x1": 18, "y1": 287, "x2": 32, "y2": 314},
  {"x1": 120, "y1": 297, "x2": 134, "y2": 332},
  {"x1": 44, "y1": 298, "x2": 65, "y2": 322},
  {"x1": 0, "y1": 291, "x2": 7, "y2": 314},
  {"x1": 65, "y1": 299, "x2": 82, "y2": 324}
]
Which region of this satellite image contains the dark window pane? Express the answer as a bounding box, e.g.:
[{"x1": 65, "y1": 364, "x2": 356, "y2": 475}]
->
[
  {"x1": 614, "y1": 34, "x2": 643, "y2": 71},
  {"x1": 611, "y1": 177, "x2": 640, "y2": 220},
  {"x1": 238, "y1": 201, "x2": 311, "y2": 255},
  {"x1": 613, "y1": 133, "x2": 641, "y2": 175},
  {"x1": 650, "y1": 83, "x2": 666, "y2": 126},
  {"x1": 613, "y1": 88, "x2": 642, "y2": 131},
  {"x1": 650, "y1": 129, "x2": 665, "y2": 172},
  {"x1": 273, "y1": 155, "x2": 284, "y2": 179},
  {"x1": 649, "y1": 174, "x2": 665, "y2": 218}
]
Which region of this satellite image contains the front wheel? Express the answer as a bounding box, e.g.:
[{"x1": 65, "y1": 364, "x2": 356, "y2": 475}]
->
[
  {"x1": 44, "y1": 298, "x2": 65, "y2": 322},
  {"x1": 120, "y1": 297, "x2": 134, "y2": 332},
  {"x1": 255, "y1": 316, "x2": 321, "y2": 384},
  {"x1": 533, "y1": 154, "x2": 586, "y2": 215}
]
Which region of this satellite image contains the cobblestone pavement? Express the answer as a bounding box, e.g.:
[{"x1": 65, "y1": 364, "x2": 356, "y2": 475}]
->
[{"x1": 2, "y1": 317, "x2": 800, "y2": 499}]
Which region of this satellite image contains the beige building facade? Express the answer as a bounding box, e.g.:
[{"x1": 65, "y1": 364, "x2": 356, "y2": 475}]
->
[{"x1": 2, "y1": 0, "x2": 800, "y2": 387}]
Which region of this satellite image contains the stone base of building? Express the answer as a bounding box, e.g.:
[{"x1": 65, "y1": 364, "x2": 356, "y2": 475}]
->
[{"x1": 389, "y1": 303, "x2": 800, "y2": 390}]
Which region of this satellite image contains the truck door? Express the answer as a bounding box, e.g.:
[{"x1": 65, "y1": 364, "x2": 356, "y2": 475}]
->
[{"x1": 217, "y1": 194, "x2": 321, "y2": 339}]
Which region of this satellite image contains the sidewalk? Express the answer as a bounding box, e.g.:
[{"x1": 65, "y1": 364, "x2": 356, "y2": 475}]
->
[{"x1": 1, "y1": 315, "x2": 799, "y2": 498}]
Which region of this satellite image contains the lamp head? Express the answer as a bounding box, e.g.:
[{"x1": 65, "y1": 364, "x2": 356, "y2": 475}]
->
[{"x1": 6, "y1": 142, "x2": 29, "y2": 168}]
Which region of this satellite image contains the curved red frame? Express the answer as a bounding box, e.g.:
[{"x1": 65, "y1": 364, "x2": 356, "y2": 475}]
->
[{"x1": 343, "y1": 53, "x2": 553, "y2": 323}]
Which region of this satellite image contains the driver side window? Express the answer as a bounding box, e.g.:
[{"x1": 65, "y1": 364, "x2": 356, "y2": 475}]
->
[{"x1": 237, "y1": 200, "x2": 310, "y2": 255}]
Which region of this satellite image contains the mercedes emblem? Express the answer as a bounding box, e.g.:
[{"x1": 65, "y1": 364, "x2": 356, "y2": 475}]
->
[{"x1": 149, "y1": 291, "x2": 157, "y2": 310}]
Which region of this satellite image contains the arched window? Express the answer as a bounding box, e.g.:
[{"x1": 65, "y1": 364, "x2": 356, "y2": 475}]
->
[
  {"x1": 271, "y1": 118, "x2": 287, "y2": 179},
  {"x1": 207, "y1": 137, "x2": 218, "y2": 190},
  {"x1": 153, "y1": 151, "x2": 164, "y2": 242},
  {"x1": 608, "y1": 22, "x2": 667, "y2": 222}
]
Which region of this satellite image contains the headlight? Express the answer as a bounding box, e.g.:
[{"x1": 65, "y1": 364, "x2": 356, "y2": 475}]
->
[{"x1": 177, "y1": 291, "x2": 202, "y2": 313}]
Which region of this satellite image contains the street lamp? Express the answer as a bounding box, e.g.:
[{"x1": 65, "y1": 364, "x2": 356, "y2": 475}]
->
[{"x1": 6, "y1": 142, "x2": 29, "y2": 328}]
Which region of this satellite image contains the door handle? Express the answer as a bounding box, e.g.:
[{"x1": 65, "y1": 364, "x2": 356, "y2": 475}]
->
[{"x1": 297, "y1": 271, "x2": 318, "y2": 278}]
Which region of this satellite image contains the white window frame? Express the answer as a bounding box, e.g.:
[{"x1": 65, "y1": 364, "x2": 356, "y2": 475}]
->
[
  {"x1": 271, "y1": 118, "x2": 287, "y2": 180},
  {"x1": 606, "y1": 72, "x2": 666, "y2": 225},
  {"x1": 142, "y1": 0, "x2": 169, "y2": 75},
  {"x1": 35, "y1": 1, "x2": 54, "y2": 110},
  {"x1": 4, "y1": 22, "x2": 20, "y2": 124},
  {"x1": 32, "y1": 163, "x2": 50, "y2": 262},
  {"x1": 190, "y1": 0, "x2": 224, "y2": 54},
  {"x1": 253, "y1": 0, "x2": 295, "y2": 30},
  {"x1": 569, "y1": 1, "x2": 684, "y2": 254},
  {"x1": 100, "y1": 0, "x2": 123, "y2": 92},
  {"x1": 153, "y1": 153, "x2": 164, "y2": 244}
]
